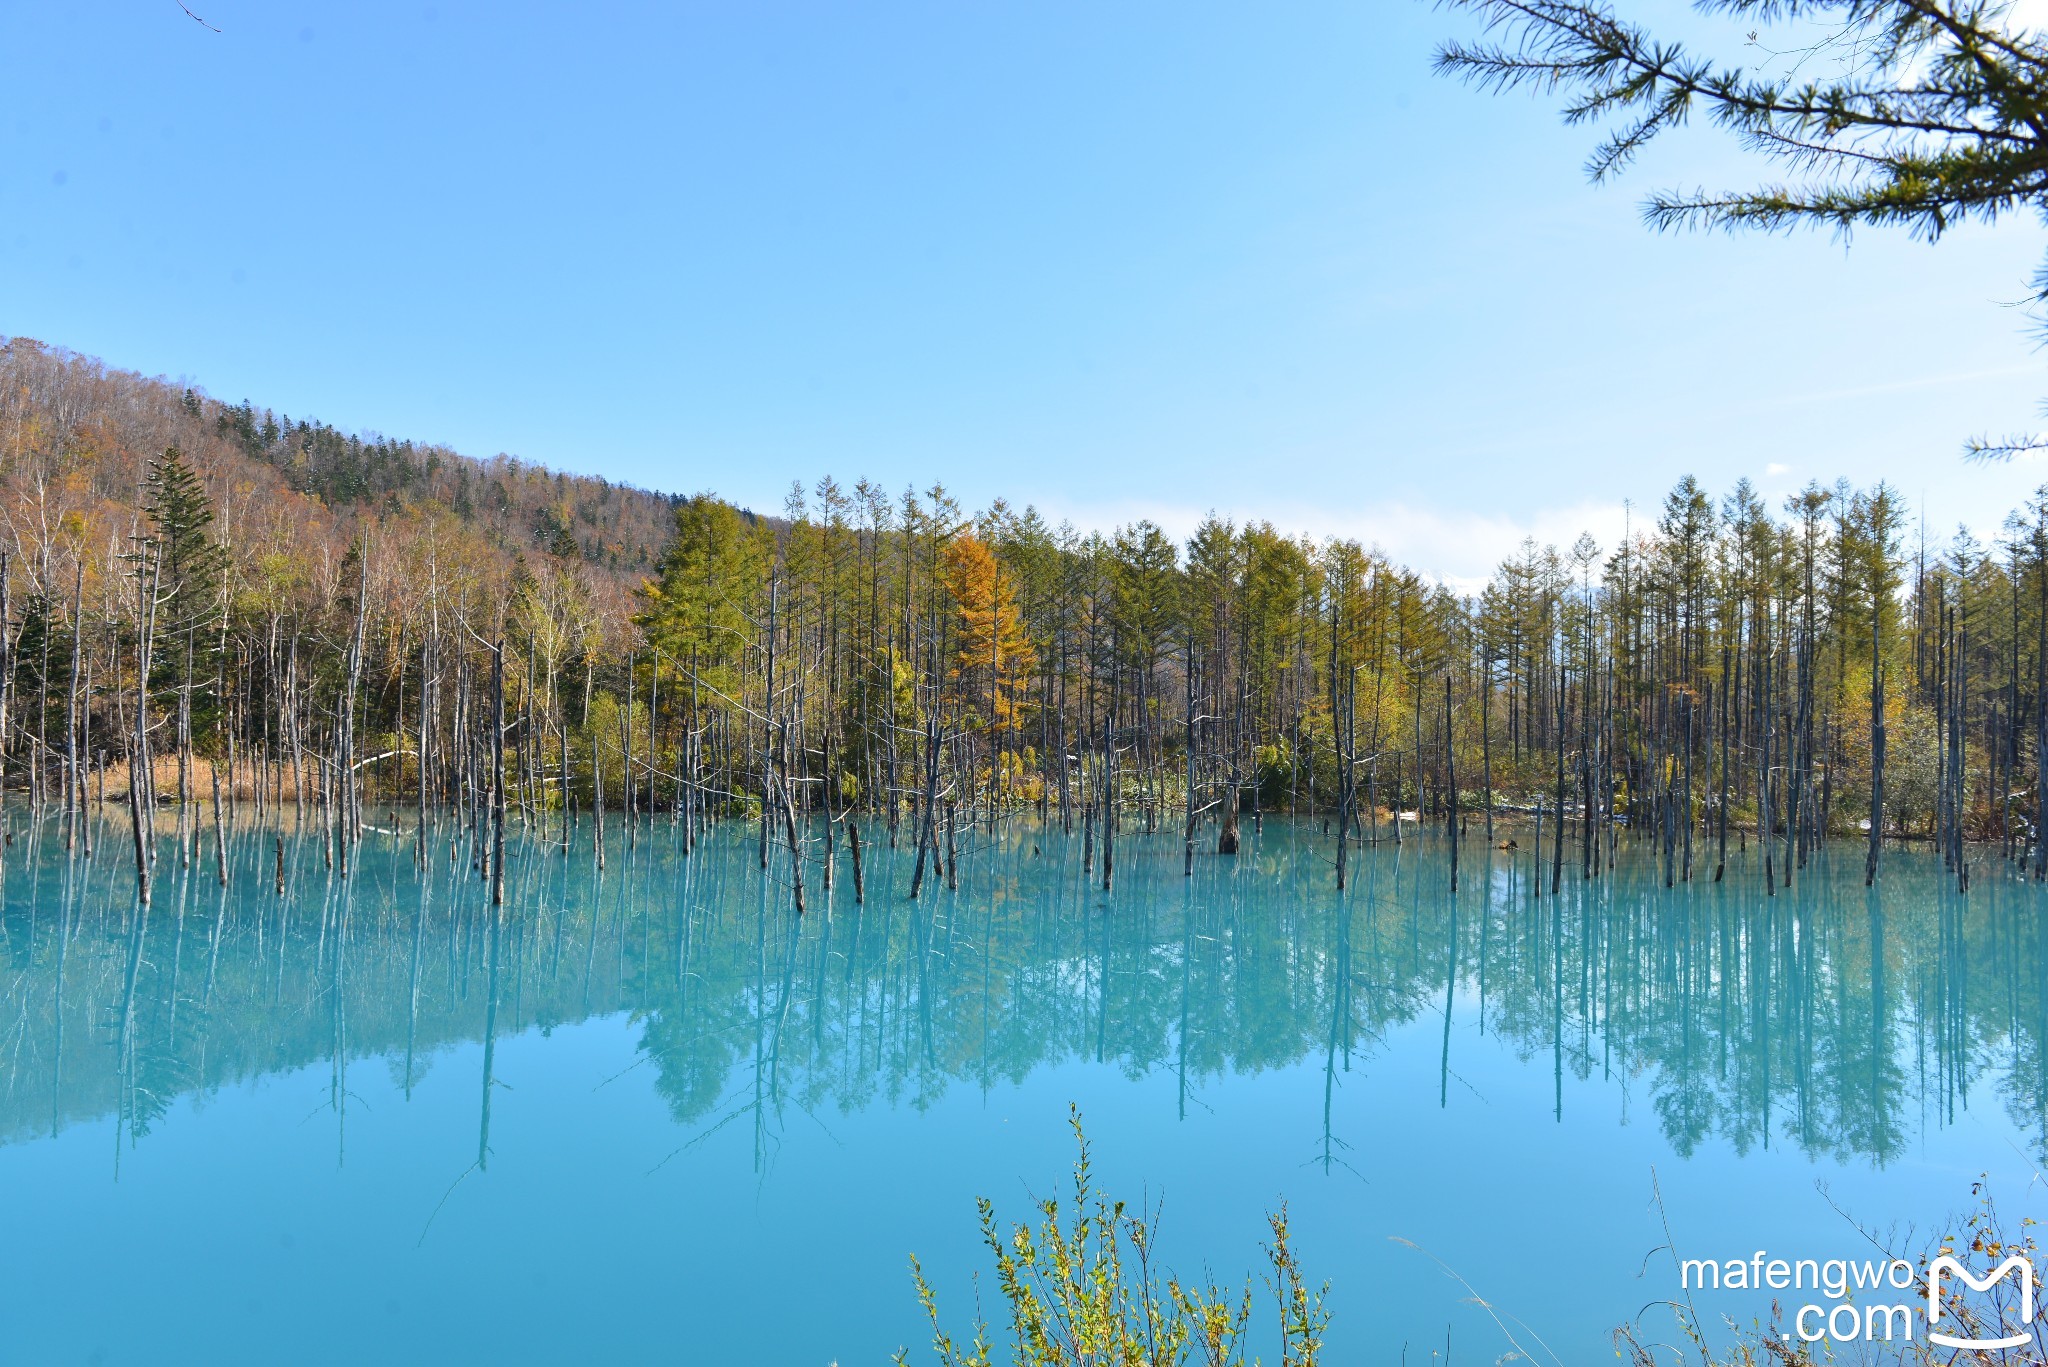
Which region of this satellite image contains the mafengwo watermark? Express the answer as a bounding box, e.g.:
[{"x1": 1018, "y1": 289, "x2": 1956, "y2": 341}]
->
[{"x1": 1681, "y1": 1248, "x2": 2036, "y2": 1348}]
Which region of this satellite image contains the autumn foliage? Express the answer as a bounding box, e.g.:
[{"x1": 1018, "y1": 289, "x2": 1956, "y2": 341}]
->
[{"x1": 943, "y1": 534, "x2": 1035, "y2": 731}]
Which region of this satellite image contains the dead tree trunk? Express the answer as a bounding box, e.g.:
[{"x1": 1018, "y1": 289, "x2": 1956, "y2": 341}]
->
[
  {"x1": 1446, "y1": 673, "x2": 1459, "y2": 893},
  {"x1": 128, "y1": 547, "x2": 161, "y2": 906},
  {"x1": 491, "y1": 639, "x2": 506, "y2": 907}
]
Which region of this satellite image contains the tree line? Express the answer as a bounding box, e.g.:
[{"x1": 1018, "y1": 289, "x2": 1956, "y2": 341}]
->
[{"x1": 3, "y1": 337, "x2": 2043, "y2": 904}]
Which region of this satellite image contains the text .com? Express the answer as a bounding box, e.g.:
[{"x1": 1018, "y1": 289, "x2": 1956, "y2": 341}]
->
[{"x1": 1681, "y1": 1251, "x2": 2037, "y2": 1347}]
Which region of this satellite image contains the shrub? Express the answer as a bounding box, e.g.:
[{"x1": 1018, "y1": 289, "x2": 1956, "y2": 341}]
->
[{"x1": 899, "y1": 1109, "x2": 1327, "y2": 1367}]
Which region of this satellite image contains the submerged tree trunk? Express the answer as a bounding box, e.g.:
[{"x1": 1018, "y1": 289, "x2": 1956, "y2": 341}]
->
[
  {"x1": 129, "y1": 548, "x2": 161, "y2": 907},
  {"x1": 1183, "y1": 639, "x2": 1198, "y2": 876},
  {"x1": 64, "y1": 561, "x2": 82, "y2": 854},
  {"x1": 1867, "y1": 613, "x2": 1885, "y2": 887},
  {"x1": 491, "y1": 639, "x2": 506, "y2": 907},
  {"x1": 1446, "y1": 673, "x2": 1459, "y2": 893},
  {"x1": 1480, "y1": 652, "x2": 1494, "y2": 846}
]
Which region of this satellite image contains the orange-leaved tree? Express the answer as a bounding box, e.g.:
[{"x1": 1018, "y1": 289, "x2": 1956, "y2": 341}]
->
[{"x1": 942, "y1": 533, "x2": 1035, "y2": 738}]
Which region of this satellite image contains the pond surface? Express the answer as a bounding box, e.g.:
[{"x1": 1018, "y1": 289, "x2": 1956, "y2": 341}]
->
[{"x1": 0, "y1": 816, "x2": 2042, "y2": 1365}]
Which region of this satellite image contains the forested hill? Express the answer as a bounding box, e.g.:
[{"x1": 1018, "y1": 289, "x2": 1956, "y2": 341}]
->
[{"x1": 0, "y1": 336, "x2": 693, "y2": 583}]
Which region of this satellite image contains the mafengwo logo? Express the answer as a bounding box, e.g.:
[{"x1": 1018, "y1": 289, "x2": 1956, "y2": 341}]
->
[
  {"x1": 1927, "y1": 1254, "x2": 2035, "y2": 1350},
  {"x1": 1680, "y1": 1249, "x2": 2039, "y2": 1347}
]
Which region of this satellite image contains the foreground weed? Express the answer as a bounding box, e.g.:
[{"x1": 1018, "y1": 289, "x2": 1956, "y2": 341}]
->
[{"x1": 899, "y1": 1108, "x2": 1326, "y2": 1367}]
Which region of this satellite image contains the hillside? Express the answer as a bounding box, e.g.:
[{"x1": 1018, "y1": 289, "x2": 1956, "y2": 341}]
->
[{"x1": 0, "y1": 335, "x2": 690, "y2": 587}]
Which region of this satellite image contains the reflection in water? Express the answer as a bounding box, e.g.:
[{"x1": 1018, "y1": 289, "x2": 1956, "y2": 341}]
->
[{"x1": 1, "y1": 816, "x2": 2044, "y2": 1173}]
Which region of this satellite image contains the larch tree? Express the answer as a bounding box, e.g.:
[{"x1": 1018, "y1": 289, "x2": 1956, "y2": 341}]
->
[{"x1": 943, "y1": 532, "x2": 1036, "y2": 790}]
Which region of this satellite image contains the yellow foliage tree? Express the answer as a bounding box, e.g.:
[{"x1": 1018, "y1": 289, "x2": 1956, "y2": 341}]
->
[{"x1": 942, "y1": 534, "x2": 1035, "y2": 733}]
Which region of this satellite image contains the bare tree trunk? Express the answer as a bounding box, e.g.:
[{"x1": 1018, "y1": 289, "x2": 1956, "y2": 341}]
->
[
  {"x1": 778, "y1": 752, "x2": 806, "y2": 913},
  {"x1": 1100, "y1": 708, "x2": 1115, "y2": 893},
  {"x1": 590, "y1": 658, "x2": 606, "y2": 870},
  {"x1": 1680, "y1": 691, "x2": 1694, "y2": 882},
  {"x1": 944, "y1": 798, "x2": 958, "y2": 892},
  {"x1": 418, "y1": 627, "x2": 432, "y2": 867},
  {"x1": 761, "y1": 576, "x2": 777, "y2": 870},
  {"x1": 0, "y1": 550, "x2": 12, "y2": 854},
  {"x1": 622, "y1": 651, "x2": 636, "y2": 845},
  {"x1": 1446, "y1": 673, "x2": 1459, "y2": 893},
  {"x1": 1760, "y1": 642, "x2": 1776, "y2": 895},
  {"x1": 1715, "y1": 642, "x2": 1730, "y2": 882},
  {"x1": 340, "y1": 550, "x2": 370, "y2": 864},
  {"x1": 211, "y1": 754, "x2": 227, "y2": 885},
  {"x1": 908, "y1": 711, "x2": 941, "y2": 899},
  {"x1": 2034, "y1": 540, "x2": 2047, "y2": 879},
  {"x1": 81, "y1": 659, "x2": 93, "y2": 859},
  {"x1": 491, "y1": 639, "x2": 506, "y2": 907},
  {"x1": 1867, "y1": 615, "x2": 1886, "y2": 886},
  {"x1": 129, "y1": 547, "x2": 160, "y2": 906},
  {"x1": 178, "y1": 629, "x2": 193, "y2": 866},
  {"x1": 64, "y1": 561, "x2": 82, "y2": 854},
  {"x1": 1183, "y1": 638, "x2": 1197, "y2": 876},
  {"x1": 1480, "y1": 651, "x2": 1494, "y2": 846}
]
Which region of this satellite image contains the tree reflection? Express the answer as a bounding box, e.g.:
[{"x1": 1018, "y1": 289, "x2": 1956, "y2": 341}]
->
[{"x1": 0, "y1": 819, "x2": 2043, "y2": 1172}]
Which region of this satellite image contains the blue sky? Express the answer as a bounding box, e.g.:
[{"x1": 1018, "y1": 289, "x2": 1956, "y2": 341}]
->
[{"x1": 5, "y1": 0, "x2": 2046, "y2": 582}]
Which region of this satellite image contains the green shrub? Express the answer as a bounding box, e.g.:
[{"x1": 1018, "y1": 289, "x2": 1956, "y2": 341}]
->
[{"x1": 900, "y1": 1109, "x2": 1326, "y2": 1367}]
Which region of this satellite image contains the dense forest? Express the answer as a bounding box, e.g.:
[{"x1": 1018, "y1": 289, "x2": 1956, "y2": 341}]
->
[{"x1": 2, "y1": 335, "x2": 2041, "y2": 903}]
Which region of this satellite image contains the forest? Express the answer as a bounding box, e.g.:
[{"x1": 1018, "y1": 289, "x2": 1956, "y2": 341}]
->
[{"x1": 1, "y1": 334, "x2": 2039, "y2": 903}]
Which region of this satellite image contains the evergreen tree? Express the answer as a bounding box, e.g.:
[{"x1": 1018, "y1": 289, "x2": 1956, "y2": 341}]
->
[{"x1": 144, "y1": 446, "x2": 228, "y2": 732}]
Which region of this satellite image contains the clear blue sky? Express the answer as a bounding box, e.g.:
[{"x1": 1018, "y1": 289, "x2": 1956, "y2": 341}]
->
[{"x1": 6, "y1": 0, "x2": 2045, "y2": 582}]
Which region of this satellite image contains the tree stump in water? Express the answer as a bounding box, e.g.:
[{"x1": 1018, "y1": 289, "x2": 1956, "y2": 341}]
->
[{"x1": 1218, "y1": 807, "x2": 1240, "y2": 855}]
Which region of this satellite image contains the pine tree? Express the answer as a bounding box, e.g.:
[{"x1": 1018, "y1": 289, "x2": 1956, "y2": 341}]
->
[
  {"x1": 146, "y1": 447, "x2": 224, "y2": 627},
  {"x1": 144, "y1": 446, "x2": 228, "y2": 744}
]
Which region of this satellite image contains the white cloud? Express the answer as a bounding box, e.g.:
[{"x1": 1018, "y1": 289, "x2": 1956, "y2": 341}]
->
[{"x1": 1764, "y1": 462, "x2": 1792, "y2": 477}]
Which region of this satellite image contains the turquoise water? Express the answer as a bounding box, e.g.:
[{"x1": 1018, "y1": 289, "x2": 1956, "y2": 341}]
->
[{"x1": 0, "y1": 817, "x2": 2042, "y2": 1365}]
